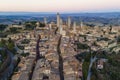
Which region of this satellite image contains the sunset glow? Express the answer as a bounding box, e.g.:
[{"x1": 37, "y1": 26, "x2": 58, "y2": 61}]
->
[{"x1": 0, "y1": 0, "x2": 120, "y2": 12}]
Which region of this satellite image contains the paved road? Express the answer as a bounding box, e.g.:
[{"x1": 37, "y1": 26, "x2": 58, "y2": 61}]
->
[
  {"x1": 14, "y1": 42, "x2": 24, "y2": 54},
  {"x1": 87, "y1": 56, "x2": 97, "y2": 80},
  {"x1": 0, "y1": 48, "x2": 5, "y2": 50}
]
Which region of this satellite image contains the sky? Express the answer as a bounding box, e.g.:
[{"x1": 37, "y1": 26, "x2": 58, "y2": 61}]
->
[{"x1": 0, "y1": 0, "x2": 120, "y2": 13}]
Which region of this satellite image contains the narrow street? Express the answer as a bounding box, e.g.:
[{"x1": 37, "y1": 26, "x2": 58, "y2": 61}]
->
[
  {"x1": 36, "y1": 35, "x2": 41, "y2": 60},
  {"x1": 57, "y1": 36, "x2": 64, "y2": 80},
  {"x1": 29, "y1": 34, "x2": 41, "y2": 80}
]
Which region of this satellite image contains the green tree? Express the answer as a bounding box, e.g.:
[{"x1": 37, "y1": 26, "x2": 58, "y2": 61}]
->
[
  {"x1": 77, "y1": 42, "x2": 89, "y2": 50},
  {"x1": 24, "y1": 22, "x2": 36, "y2": 30},
  {"x1": 82, "y1": 62, "x2": 89, "y2": 80},
  {"x1": 10, "y1": 27, "x2": 17, "y2": 33},
  {"x1": 39, "y1": 23, "x2": 45, "y2": 27},
  {"x1": 0, "y1": 24, "x2": 8, "y2": 32},
  {"x1": 7, "y1": 42, "x2": 14, "y2": 51},
  {"x1": 117, "y1": 35, "x2": 120, "y2": 44},
  {"x1": 0, "y1": 39, "x2": 6, "y2": 47}
]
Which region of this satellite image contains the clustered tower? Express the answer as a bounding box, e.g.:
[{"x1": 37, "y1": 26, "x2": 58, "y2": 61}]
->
[
  {"x1": 56, "y1": 12, "x2": 83, "y2": 35},
  {"x1": 57, "y1": 12, "x2": 60, "y2": 27},
  {"x1": 44, "y1": 17, "x2": 47, "y2": 25},
  {"x1": 68, "y1": 16, "x2": 71, "y2": 28},
  {"x1": 73, "y1": 21, "x2": 76, "y2": 33}
]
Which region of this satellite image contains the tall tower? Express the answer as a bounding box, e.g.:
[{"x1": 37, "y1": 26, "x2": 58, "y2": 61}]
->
[
  {"x1": 73, "y1": 21, "x2": 76, "y2": 33},
  {"x1": 44, "y1": 17, "x2": 47, "y2": 25},
  {"x1": 60, "y1": 19, "x2": 63, "y2": 26},
  {"x1": 57, "y1": 12, "x2": 60, "y2": 27},
  {"x1": 60, "y1": 25, "x2": 63, "y2": 34},
  {"x1": 68, "y1": 16, "x2": 71, "y2": 28},
  {"x1": 49, "y1": 24, "x2": 52, "y2": 30},
  {"x1": 80, "y1": 21, "x2": 83, "y2": 29},
  {"x1": 36, "y1": 22, "x2": 40, "y2": 29},
  {"x1": 60, "y1": 19, "x2": 63, "y2": 34}
]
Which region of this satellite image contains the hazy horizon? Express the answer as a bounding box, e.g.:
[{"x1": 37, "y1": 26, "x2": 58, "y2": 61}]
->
[{"x1": 0, "y1": 0, "x2": 120, "y2": 12}]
